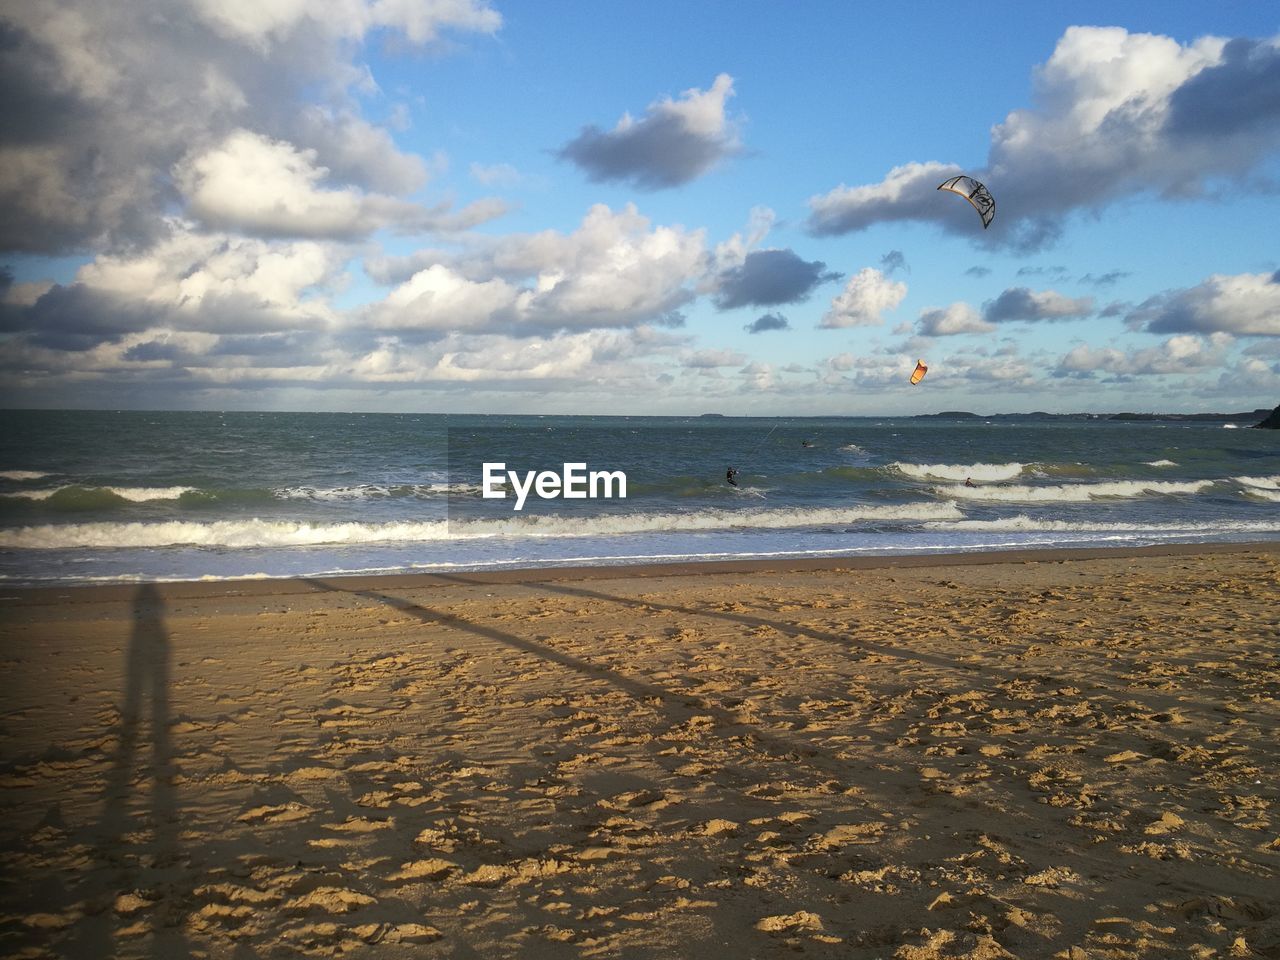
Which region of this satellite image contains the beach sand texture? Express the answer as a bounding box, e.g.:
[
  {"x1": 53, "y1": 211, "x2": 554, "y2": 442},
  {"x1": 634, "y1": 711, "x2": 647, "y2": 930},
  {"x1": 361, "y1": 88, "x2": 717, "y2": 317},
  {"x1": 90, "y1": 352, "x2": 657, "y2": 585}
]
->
[{"x1": 1, "y1": 545, "x2": 1278, "y2": 958}]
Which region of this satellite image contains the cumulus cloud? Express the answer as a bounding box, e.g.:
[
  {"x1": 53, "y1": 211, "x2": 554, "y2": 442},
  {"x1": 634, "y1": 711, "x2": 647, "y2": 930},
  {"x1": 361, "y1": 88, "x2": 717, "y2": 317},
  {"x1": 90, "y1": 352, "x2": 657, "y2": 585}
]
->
[
  {"x1": 983, "y1": 287, "x2": 1094, "y2": 324},
  {"x1": 917, "y1": 302, "x2": 995, "y2": 336},
  {"x1": 367, "y1": 203, "x2": 709, "y2": 335},
  {"x1": 2, "y1": 221, "x2": 346, "y2": 347},
  {"x1": 0, "y1": 0, "x2": 500, "y2": 253},
  {"x1": 4, "y1": 202, "x2": 706, "y2": 373},
  {"x1": 805, "y1": 27, "x2": 1280, "y2": 249},
  {"x1": 820, "y1": 268, "x2": 907, "y2": 328},
  {"x1": 1056, "y1": 334, "x2": 1233, "y2": 377},
  {"x1": 0, "y1": 316, "x2": 686, "y2": 404},
  {"x1": 745, "y1": 313, "x2": 790, "y2": 334},
  {"x1": 175, "y1": 130, "x2": 505, "y2": 239},
  {"x1": 808, "y1": 161, "x2": 965, "y2": 238},
  {"x1": 556, "y1": 74, "x2": 741, "y2": 189},
  {"x1": 1127, "y1": 271, "x2": 1280, "y2": 336},
  {"x1": 714, "y1": 249, "x2": 840, "y2": 310}
]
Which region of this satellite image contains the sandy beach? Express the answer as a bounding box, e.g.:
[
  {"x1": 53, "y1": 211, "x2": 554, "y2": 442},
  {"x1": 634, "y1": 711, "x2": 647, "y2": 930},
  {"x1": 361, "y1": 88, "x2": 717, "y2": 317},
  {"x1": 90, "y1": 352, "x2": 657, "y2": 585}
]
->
[{"x1": 1, "y1": 543, "x2": 1277, "y2": 959}]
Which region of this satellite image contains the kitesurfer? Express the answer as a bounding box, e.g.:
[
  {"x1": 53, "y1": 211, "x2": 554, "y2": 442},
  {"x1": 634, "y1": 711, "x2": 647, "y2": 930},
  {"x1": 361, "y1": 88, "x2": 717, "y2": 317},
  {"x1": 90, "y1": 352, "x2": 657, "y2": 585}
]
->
[{"x1": 726, "y1": 466, "x2": 739, "y2": 487}]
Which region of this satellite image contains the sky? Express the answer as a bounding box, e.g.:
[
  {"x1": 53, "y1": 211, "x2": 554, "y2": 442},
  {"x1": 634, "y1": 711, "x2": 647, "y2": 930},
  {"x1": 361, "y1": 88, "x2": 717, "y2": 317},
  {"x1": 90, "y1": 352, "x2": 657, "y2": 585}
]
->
[{"x1": 1, "y1": 0, "x2": 1279, "y2": 415}]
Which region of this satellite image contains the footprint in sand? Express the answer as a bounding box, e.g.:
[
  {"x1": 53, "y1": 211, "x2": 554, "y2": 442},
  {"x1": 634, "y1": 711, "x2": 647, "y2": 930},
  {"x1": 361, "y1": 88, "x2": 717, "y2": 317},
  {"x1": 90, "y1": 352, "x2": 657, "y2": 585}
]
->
[{"x1": 237, "y1": 802, "x2": 314, "y2": 824}]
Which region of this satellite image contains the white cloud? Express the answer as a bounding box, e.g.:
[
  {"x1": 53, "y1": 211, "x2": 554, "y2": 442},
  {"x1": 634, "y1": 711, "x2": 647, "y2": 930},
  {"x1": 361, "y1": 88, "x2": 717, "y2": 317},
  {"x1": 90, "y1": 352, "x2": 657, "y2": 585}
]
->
[
  {"x1": 984, "y1": 287, "x2": 1094, "y2": 323},
  {"x1": 807, "y1": 27, "x2": 1280, "y2": 249},
  {"x1": 1057, "y1": 344, "x2": 1128, "y2": 375},
  {"x1": 808, "y1": 161, "x2": 962, "y2": 237},
  {"x1": 917, "y1": 302, "x2": 994, "y2": 336},
  {"x1": 369, "y1": 264, "x2": 519, "y2": 333},
  {"x1": 3, "y1": 221, "x2": 346, "y2": 347},
  {"x1": 820, "y1": 268, "x2": 907, "y2": 328},
  {"x1": 295, "y1": 107, "x2": 429, "y2": 195},
  {"x1": 0, "y1": 0, "x2": 500, "y2": 252},
  {"x1": 175, "y1": 130, "x2": 504, "y2": 239},
  {"x1": 1057, "y1": 334, "x2": 1233, "y2": 377},
  {"x1": 176, "y1": 131, "x2": 368, "y2": 237},
  {"x1": 368, "y1": 203, "x2": 709, "y2": 334},
  {"x1": 557, "y1": 74, "x2": 742, "y2": 188},
  {"x1": 189, "y1": 0, "x2": 500, "y2": 50},
  {"x1": 1129, "y1": 271, "x2": 1280, "y2": 336}
]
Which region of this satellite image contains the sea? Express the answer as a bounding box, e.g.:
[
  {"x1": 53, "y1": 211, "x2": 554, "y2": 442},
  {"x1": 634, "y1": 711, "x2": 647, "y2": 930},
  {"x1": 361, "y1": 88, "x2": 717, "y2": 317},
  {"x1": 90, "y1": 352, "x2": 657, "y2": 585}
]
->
[{"x1": 1, "y1": 410, "x2": 1277, "y2": 587}]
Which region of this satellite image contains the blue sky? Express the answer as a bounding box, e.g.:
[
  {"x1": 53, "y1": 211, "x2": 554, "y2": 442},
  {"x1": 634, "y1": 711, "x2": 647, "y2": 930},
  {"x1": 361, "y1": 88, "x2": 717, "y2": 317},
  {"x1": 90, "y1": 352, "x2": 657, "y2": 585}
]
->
[{"x1": 1, "y1": 1, "x2": 1278, "y2": 414}]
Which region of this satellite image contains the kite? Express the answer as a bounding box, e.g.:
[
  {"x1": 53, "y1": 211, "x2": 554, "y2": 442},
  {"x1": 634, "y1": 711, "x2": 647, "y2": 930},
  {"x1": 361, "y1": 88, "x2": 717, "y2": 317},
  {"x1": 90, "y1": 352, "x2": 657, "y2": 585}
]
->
[
  {"x1": 937, "y1": 175, "x2": 995, "y2": 229},
  {"x1": 910, "y1": 360, "x2": 928, "y2": 385}
]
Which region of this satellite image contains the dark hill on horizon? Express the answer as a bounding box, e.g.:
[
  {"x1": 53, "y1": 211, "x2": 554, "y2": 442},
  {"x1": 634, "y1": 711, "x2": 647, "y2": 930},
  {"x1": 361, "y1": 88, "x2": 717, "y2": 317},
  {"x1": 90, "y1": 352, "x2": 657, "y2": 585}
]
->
[{"x1": 914, "y1": 409, "x2": 1271, "y2": 423}]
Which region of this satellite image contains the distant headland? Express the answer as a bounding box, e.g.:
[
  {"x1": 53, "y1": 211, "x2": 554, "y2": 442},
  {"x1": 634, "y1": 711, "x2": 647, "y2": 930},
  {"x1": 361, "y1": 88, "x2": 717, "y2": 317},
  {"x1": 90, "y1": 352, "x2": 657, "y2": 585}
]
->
[{"x1": 913, "y1": 408, "x2": 1276, "y2": 427}]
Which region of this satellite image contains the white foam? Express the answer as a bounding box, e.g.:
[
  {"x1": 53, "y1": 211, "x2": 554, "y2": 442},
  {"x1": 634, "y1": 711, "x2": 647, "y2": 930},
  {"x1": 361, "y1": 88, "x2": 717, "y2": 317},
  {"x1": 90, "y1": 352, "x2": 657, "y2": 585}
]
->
[
  {"x1": 936, "y1": 479, "x2": 1214, "y2": 502},
  {"x1": 0, "y1": 485, "x2": 196, "y2": 502},
  {"x1": 107, "y1": 486, "x2": 197, "y2": 502},
  {"x1": 892, "y1": 461, "x2": 1026, "y2": 482},
  {"x1": 839, "y1": 444, "x2": 865, "y2": 453},
  {"x1": 928, "y1": 515, "x2": 1280, "y2": 534},
  {"x1": 1145, "y1": 460, "x2": 1177, "y2": 467},
  {"x1": 1, "y1": 487, "x2": 67, "y2": 500},
  {"x1": 0, "y1": 470, "x2": 49, "y2": 481},
  {"x1": 274, "y1": 482, "x2": 485, "y2": 500},
  {"x1": 1235, "y1": 475, "x2": 1280, "y2": 491},
  {"x1": 0, "y1": 502, "x2": 964, "y2": 550}
]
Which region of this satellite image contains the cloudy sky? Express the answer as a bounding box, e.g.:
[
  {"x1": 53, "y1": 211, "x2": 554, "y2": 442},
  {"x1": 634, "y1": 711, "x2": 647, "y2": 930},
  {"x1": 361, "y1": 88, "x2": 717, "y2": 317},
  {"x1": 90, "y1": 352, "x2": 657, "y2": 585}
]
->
[{"x1": 2, "y1": 0, "x2": 1278, "y2": 414}]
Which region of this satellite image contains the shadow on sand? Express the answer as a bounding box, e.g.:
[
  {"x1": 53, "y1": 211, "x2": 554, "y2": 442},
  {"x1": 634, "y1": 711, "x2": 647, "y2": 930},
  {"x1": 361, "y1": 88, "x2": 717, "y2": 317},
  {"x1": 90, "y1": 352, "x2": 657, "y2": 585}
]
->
[{"x1": 68, "y1": 584, "x2": 192, "y2": 959}]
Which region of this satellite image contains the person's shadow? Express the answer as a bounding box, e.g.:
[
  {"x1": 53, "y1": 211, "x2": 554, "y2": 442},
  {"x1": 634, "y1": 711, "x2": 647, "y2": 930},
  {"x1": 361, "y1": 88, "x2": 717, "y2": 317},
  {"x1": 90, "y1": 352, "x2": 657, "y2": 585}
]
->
[{"x1": 69, "y1": 584, "x2": 191, "y2": 959}]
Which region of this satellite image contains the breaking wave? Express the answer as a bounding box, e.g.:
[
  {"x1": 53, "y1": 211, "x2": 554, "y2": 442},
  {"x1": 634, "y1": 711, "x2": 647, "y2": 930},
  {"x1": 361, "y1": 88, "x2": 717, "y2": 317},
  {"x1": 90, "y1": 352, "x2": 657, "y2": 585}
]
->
[
  {"x1": 935, "y1": 479, "x2": 1214, "y2": 502},
  {"x1": 274, "y1": 482, "x2": 485, "y2": 500},
  {"x1": 1235, "y1": 475, "x2": 1280, "y2": 490},
  {"x1": 1236, "y1": 475, "x2": 1280, "y2": 502},
  {"x1": 1, "y1": 485, "x2": 197, "y2": 505},
  {"x1": 0, "y1": 502, "x2": 964, "y2": 550},
  {"x1": 928, "y1": 515, "x2": 1280, "y2": 534},
  {"x1": 0, "y1": 470, "x2": 49, "y2": 481},
  {"x1": 892, "y1": 461, "x2": 1027, "y2": 482}
]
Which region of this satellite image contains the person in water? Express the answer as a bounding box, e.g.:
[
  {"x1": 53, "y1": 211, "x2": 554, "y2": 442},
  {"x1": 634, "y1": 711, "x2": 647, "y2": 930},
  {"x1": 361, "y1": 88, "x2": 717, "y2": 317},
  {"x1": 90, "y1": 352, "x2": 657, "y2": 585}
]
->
[
  {"x1": 965, "y1": 477, "x2": 975, "y2": 487},
  {"x1": 726, "y1": 466, "x2": 739, "y2": 487},
  {"x1": 801, "y1": 439, "x2": 814, "y2": 448}
]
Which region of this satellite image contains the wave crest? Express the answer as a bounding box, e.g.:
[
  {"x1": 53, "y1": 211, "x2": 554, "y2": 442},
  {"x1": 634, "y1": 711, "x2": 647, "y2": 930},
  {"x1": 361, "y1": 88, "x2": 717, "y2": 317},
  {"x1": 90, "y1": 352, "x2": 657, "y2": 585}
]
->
[
  {"x1": 0, "y1": 502, "x2": 964, "y2": 550},
  {"x1": 893, "y1": 461, "x2": 1026, "y2": 482},
  {"x1": 937, "y1": 479, "x2": 1213, "y2": 502}
]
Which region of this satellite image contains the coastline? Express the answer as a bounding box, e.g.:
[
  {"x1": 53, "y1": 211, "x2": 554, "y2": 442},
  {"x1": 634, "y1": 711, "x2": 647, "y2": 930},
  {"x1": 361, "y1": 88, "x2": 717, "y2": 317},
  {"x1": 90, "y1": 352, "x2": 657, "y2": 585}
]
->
[
  {"x1": 2, "y1": 538, "x2": 1276, "y2": 605},
  {"x1": 2, "y1": 541, "x2": 1277, "y2": 957}
]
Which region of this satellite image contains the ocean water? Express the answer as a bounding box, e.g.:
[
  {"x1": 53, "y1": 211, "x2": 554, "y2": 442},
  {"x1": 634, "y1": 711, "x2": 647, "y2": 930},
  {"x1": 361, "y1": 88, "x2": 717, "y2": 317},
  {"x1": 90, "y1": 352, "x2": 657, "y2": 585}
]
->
[{"x1": 0, "y1": 410, "x2": 1277, "y2": 586}]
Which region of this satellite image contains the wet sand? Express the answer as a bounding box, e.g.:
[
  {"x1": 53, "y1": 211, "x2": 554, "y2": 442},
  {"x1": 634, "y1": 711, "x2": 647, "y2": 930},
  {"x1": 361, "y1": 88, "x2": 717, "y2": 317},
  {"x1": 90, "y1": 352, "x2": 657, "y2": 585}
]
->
[{"x1": 1, "y1": 543, "x2": 1278, "y2": 958}]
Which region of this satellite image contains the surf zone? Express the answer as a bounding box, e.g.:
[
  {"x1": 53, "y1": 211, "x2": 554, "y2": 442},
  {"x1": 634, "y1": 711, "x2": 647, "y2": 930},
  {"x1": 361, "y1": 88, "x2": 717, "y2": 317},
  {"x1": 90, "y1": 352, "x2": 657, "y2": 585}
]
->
[{"x1": 482, "y1": 463, "x2": 627, "y2": 512}]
